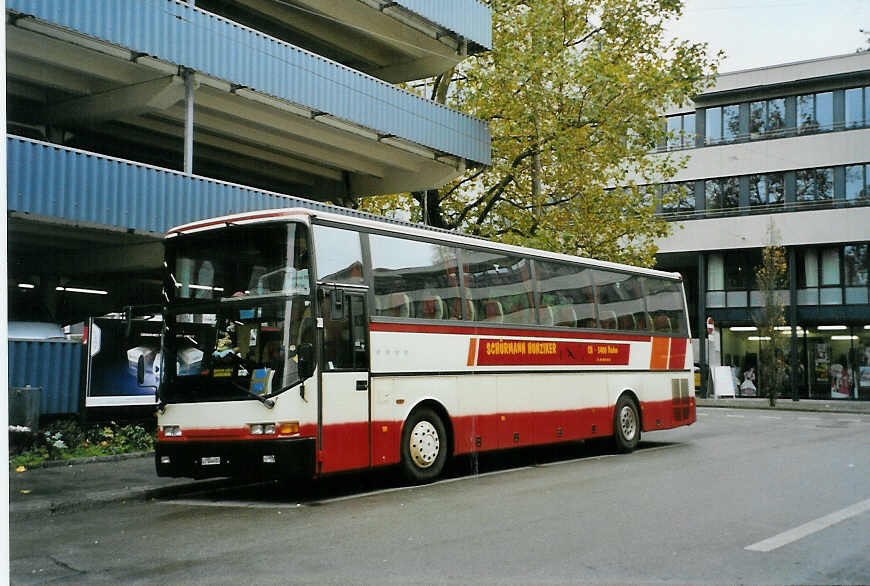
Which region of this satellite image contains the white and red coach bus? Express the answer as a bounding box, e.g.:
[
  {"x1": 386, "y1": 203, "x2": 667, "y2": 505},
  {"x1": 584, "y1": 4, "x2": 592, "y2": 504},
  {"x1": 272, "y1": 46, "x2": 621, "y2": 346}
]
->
[{"x1": 154, "y1": 207, "x2": 695, "y2": 483}]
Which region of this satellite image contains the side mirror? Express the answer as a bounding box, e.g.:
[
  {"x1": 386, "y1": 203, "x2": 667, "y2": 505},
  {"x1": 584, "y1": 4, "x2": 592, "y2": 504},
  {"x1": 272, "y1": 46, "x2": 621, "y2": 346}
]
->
[
  {"x1": 137, "y1": 354, "x2": 146, "y2": 385},
  {"x1": 297, "y1": 343, "x2": 315, "y2": 380}
]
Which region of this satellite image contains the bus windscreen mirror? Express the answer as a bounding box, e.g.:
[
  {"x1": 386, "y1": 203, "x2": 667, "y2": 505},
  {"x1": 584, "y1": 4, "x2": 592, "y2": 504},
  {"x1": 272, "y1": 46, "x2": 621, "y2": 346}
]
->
[
  {"x1": 124, "y1": 306, "x2": 133, "y2": 339},
  {"x1": 297, "y1": 343, "x2": 315, "y2": 379},
  {"x1": 331, "y1": 290, "x2": 344, "y2": 319},
  {"x1": 137, "y1": 354, "x2": 146, "y2": 386}
]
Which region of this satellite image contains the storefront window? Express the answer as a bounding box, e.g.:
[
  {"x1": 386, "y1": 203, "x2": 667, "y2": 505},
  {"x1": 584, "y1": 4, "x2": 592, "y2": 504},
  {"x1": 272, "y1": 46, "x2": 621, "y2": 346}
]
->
[
  {"x1": 722, "y1": 325, "x2": 868, "y2": 401},
  {"x1": 805, "y1": 328, "x2": 859, "y2": 399},
  {"x1": 858, "y1": 327, "x2": 870, "y2": 400}
]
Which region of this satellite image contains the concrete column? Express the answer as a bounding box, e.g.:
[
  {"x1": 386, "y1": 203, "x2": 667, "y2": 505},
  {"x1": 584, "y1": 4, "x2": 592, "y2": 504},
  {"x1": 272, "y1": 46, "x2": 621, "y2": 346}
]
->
[{"x1": 183, "y1": 70, "x2": 195, "y2": 175}]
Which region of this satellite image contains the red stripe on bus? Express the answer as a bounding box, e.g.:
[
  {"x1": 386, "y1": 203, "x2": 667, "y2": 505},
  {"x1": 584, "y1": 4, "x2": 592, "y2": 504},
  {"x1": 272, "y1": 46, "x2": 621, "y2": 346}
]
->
[
  {"x1": 158, "y1": 399, "x2": 694, "y2": 474},
  {"x1": 668, "y1": 338, "x2": 688, "y2": 370},
  {"x1": 370, "y1": 321, "x2": 652, "y2": 342},
  {"x1": 466, "y1": 338, "x2": 478, "y2": 366}
]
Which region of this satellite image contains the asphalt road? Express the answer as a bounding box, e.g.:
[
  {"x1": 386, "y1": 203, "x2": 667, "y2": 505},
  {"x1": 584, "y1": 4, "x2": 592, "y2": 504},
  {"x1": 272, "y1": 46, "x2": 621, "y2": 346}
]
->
[{"x1": 10, "y1": 408, "x2": 870, "y2": 585}]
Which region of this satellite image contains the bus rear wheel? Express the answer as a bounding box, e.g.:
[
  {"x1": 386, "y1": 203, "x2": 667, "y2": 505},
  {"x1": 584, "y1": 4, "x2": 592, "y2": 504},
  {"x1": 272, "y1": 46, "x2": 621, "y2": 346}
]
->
[
  {"x1": 612, "y1": 395, "x2": 640, "y2": 453},
  {"x1": 400, "y1": 408, "x2": 448, "y2": 483}
]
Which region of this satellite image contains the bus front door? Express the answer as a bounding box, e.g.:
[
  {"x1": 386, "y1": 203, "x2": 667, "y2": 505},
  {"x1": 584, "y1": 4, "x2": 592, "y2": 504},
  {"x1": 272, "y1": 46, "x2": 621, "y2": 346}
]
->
[{"x1": 319, "y1": 289, "x2": 370, "y2": 474}]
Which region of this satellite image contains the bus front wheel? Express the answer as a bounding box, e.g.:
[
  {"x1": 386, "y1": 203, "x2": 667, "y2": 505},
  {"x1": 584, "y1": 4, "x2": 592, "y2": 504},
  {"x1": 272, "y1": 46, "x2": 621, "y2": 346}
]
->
[
  {"x1": 400, "y1": 408, "x2": 447, "y2": 483},
  {"x1": 612, "y1": 395, "x2": 640, "y2": 453}
]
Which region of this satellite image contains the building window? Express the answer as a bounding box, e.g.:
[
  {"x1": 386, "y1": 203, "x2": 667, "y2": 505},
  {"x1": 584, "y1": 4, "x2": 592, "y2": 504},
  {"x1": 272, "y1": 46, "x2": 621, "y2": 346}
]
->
[
  {"x1": 705, "y1": 105, "x2": 739, "y2": 144},
  {"x1": 844, "y1": 244, "x2": 868, "y2": 286},
  {"x1": 845, "y1": 164, "x2": 869, "y2": 205},
  {"x1": 796, "y1": 168, "x2": 833, "y2": 203},
  {"x1": 705, "y1": 177, "x2": 739, "y2": 212},
  {"x1": 749, "y1": 98, "x2": 787, "y2": 139},
  {"x1": 845, "y1": 87, "x2": 866, "y2": 129},
  {"x1": 820, "y1": 247, "x2": 841, "y2": 286},
  {"x1": 724, "y1": 252, "x2": 749, "y2": 290},
  {"x1": 665, "y1": 113, "x2": 695, "y2": 150},
  {"x1": 705, "y1": 107, "x2": 721, "y2": 144},
  {"x1": 798, "y1": 91, "x2": 834, "y2": 134},
  {"x1": 749, "y1": 173, "x2": 784, "y2": 207},
  {"x1": 661, "y1": 182, "x2": 695, "y2": 213}
]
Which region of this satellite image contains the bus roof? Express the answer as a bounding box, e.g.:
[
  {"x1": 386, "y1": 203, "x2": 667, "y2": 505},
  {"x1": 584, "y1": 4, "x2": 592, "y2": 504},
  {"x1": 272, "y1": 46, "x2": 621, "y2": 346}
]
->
[{"x1": 167, "y1": 207, "x2": 682, "y2": 281}]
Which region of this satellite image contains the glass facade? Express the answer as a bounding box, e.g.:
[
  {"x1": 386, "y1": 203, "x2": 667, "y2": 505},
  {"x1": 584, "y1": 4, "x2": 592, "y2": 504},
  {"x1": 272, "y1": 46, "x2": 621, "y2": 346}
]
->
[
  {"x1": 722, "y1": 326, "x2": 870, "y2": 401},
  {"x1": 703, "y1": 243, "x2": 870, "y2": 400},
  {"x1": 657, "y1": 162, "x2": 869, "y2": 219},
  {"x1": 688, "y1": 85, "x2": 870, "y2": 148}
]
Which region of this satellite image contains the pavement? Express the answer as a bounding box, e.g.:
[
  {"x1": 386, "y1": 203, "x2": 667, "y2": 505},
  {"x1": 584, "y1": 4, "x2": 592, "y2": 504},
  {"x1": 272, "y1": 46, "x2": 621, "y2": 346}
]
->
[
  {"x1": 696, "y1": 397, "x2": 870, "y2": 414},
  {"x1": 9, "y1": 398, "x2": 870, "y2": 520},
  {"x1": 9, "y1": 453, "x2": 234, "y2": 520}
]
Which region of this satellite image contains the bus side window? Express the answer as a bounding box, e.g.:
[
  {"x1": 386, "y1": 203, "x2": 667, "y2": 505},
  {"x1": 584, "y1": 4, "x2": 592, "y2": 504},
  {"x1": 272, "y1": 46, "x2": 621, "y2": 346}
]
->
[{"x1": 370, "y1": 235, "x2": 460, "y2": 322}]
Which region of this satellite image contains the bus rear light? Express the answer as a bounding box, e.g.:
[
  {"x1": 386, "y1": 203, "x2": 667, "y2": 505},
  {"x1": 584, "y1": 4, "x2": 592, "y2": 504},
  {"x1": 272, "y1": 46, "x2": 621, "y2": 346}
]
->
[
  {"x1": 279, "y1": 421, "x2": 300, "y2": 435},
  {"x1": 264, "y1": 423, "x2": 276, "y2": 435},
  {"x1": 162, "y1": 425, "x2": 182, "y2": 437},
  {"x1": 160, "y1": 456, "x2": 171, "y2": 464},
  {"x1": 263, "y1": 455, "x2": 276, "y2": 463}
]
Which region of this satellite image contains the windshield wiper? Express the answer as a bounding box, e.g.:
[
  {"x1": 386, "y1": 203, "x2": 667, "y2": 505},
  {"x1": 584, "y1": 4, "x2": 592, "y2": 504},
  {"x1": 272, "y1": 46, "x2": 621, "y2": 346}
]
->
[{"x1": 230, "y1": 381, "x2": 275, "y2": 409}]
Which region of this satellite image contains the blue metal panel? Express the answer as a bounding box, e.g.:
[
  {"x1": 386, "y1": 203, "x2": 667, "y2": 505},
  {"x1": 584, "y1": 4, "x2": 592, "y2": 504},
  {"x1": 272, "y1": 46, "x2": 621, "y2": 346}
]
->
[
  {"x1": 397, "y1": 1, "x2": 492, "y2": 50},
  {"x1": 8, "y1": 137, "x2": 475, "y2": 238},
  {"x1": 6, "y1": 0, "x2": 490, "y2": 165},
  {"x1": 8, "y1": 341, "x2": 83, "y2": 415}
]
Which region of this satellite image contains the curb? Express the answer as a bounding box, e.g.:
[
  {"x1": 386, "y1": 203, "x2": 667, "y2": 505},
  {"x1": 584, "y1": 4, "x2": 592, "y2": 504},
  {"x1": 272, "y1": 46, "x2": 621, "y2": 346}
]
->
[
  {"x1": 10, "y1": 476, "x2": 238, "y2": 520},
  {"x1": 696, "y1": 400, "x2": 870, "y2": 415},
  {"x1": 20, "y1": 451, "x2": 154, "y2": 470}
]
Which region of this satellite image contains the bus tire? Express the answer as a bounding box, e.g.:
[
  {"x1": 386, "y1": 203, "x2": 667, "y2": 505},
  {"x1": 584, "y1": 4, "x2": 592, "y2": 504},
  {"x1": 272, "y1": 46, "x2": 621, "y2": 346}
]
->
[
  {"x1": 400, "y1": 407, "x2": 448, "y2": 483},
  {"x1": 612, "y1": 394, "x2": 640, "y2": 453}
]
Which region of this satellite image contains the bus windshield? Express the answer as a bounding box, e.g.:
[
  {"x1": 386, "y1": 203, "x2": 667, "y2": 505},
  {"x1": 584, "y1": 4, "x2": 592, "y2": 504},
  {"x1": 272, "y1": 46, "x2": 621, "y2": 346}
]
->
[{"x1": 160, "y1": 222, "x2": 313, "y2": 403}]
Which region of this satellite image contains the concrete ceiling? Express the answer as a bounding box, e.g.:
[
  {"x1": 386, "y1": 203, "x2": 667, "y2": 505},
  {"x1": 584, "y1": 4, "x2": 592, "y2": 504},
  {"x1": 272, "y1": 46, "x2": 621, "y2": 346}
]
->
[{"x1": 5, "y1": 19, "x2": 466, "y2": 201}]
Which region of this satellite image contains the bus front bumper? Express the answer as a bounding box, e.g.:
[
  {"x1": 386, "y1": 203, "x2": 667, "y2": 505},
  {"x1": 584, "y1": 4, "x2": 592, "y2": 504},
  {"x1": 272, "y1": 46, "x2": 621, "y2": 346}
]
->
[{"x1": 155, "y1": 437, "x2": 316, "y2": 480}]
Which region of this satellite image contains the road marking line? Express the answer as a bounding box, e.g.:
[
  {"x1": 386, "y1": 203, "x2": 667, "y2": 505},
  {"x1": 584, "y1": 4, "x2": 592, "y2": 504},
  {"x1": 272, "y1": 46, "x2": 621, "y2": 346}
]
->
[
  {"x1": 745, "y1": 497, "x2": 870, "y2": 552},
  {"x1": 759, "y1": 416, "x2": 781, "y2": 420},
  {"x1": 697, "y1": 412, "x2": 709, "y2": 417},
  {"x1": 725, "y1": 414, "x2": 745, "y2": 418},
  {"x1": 798, "y1": 417, "x2": 820, "y2": 421}
]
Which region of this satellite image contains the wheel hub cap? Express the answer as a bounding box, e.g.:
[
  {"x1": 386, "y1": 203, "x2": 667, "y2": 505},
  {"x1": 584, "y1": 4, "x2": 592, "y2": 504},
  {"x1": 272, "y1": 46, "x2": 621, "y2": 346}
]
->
[
  {"x1": 409, "y1": 420, "x2": 440, "y2": 468},
  {"x1": 620, "y1": 405, "x2": 637, "y2": 440}
]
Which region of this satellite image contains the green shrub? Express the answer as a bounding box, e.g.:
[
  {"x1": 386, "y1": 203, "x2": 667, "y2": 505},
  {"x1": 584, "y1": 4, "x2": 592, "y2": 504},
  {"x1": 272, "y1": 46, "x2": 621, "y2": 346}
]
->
[{"x1": 11, "y1": 418, "x2": 156, "y2": 469}]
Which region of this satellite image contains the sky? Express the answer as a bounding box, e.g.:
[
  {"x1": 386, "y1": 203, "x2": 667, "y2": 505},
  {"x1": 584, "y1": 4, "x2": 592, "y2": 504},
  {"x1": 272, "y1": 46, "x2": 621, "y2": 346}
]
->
[{"x1": 665, "y1": 0, "x2": 869, "y2": 73}]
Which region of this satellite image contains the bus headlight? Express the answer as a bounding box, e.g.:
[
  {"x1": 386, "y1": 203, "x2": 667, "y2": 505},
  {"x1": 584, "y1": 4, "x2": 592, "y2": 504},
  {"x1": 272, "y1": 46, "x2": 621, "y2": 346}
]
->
[
  {"x1": 249, "y1": 423, "x2": 278, "y2": 435},
  {"x1": 162, "y1": 425, "x2": 182, "y2": 437}
]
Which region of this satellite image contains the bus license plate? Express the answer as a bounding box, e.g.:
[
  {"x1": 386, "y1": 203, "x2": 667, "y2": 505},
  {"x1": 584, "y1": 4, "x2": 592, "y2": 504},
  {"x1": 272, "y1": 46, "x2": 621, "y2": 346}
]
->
[{"x1": 201, "y1": 456, "x2": 220, "y2": 466}]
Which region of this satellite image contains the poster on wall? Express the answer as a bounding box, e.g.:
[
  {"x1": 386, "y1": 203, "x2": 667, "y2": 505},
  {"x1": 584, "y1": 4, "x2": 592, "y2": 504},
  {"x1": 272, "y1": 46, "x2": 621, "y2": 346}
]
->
[
  {"x1": 813, "y1": 341, "x2": 829, "y2": 383},
  {"x1": 85, "y1": 316, "x2": 162, "y2": 407}
]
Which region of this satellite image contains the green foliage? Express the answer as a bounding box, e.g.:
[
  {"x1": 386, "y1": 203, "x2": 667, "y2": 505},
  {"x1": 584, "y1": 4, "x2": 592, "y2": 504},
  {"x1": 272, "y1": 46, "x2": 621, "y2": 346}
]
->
[
  {"x1": 10, "y1": 419, "x2": 155, "y2": 469},
  {"x1": 362, "y1": 0, "x2": 720, "y2": 266},
  {"x1": 754, "y1": 222, "x2": 789, "y2": 406}
]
